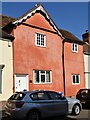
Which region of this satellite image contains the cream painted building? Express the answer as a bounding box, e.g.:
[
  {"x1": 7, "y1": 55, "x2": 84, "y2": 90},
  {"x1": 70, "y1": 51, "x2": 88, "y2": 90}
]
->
[
  {"x1": 84, "y1": 53, "x2": 90, "y2": 88},
  {"x1": 0, "y1": 30, "x2": 14, "y2": 101},
  {"x1": 82, "y1": 31, "x2": 90, "y2": 88}
]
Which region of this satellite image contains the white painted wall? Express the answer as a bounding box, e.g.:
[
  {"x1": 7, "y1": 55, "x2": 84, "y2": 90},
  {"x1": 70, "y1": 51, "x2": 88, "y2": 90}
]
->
[
  {"x1": 84, "y1": 54, "x2": 90, "y2": 88},
  {"x1": 0, "y1": 39, "x2": 13, "y2": 101}
]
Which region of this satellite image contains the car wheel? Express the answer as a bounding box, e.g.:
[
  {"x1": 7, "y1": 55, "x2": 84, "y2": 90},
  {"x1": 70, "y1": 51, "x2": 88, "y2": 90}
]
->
[
  {"x1": 27, "y1": 110, "x2": 40, "y2": 120},
  {"x1": 72, "y1": 104, "x2": 80, "y2": 115}
]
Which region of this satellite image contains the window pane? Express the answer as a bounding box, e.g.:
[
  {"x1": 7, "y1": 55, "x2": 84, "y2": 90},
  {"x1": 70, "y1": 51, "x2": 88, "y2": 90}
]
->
[
  {"x1": 37, "y1": 92, "x2": 49, "y2": 100},
  {"x1": 9, "y1": 93, "x2": 25, "y2": 100},
  {"x1": 72, "y1": 43, "x2": 74, "y2": 51},
  {"x1": 41, "y1": 75, "x2": 45, "y2": 83},
  {"x1": 73, "y1": 75, "x2": 75, "y2": 83},
  {"x1": 30, "y1": 93, "x2": 38, "y2": 100},
  {"x1": 46, "y1": 71, "x2": 50, "y2": 82},
  {"x1": 76, "y1": 75, "x2": 79, "y2": 83},
  {"x1": 72, "y1": 74, "x2": 80, "y2": 84},
  {"x1": 36, "y1": 33, "x2": 45, "y2": 47},
  {"x1": 41, "y1": 40, "x2": 44, "y2": 46},
  {"x1": 34, "y1": 70, "x2": 51, "y2": 84},
  {"x1": 34, "y1": 70, "x2": 39, "y2": 83},
  {"x1": 75, "y1": 44, "x2": 77, "y2": 51},
  {"x1": 41, "y1": 71, "x2": 45, "y2": 74},
  {"x1": 49, "y1": 92, "x2": 60, "y2": 100},
  {"x1": 31, "y1": 92, "x2": 49, "y2": 100},
  {"x1": 72, "y1": 43, "x2": 78, "y2": 52}
]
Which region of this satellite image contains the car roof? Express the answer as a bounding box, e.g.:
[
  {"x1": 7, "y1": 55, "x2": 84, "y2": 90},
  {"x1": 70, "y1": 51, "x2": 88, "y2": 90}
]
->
[
  {"x1": 78, "y1": 89, "x2": 90, "y2": 92},
  {"x1": 15, "y1": 90, "x2": 59, "y2": 94}
]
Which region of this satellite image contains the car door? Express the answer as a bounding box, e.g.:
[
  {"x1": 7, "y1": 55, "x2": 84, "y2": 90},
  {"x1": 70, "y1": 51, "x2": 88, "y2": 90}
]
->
[
  {"x1": 30, "y1": 91, "x2": 68, "y2": 117},
  {"x1": 48, "y1": 91, "x2": 68, "y2": 115},
  {"x1": 30, "y1": 91, "x2": 59, "y2": 117}
]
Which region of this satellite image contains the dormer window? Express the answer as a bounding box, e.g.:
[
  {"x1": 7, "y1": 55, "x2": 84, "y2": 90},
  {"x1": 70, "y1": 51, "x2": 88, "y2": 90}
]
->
[
  {"x1": 35, "y1": 33, "x2": 46, "y2": 47},
  {"x1": 72, "y1": 43, "x2": 78, "y2": 52}
]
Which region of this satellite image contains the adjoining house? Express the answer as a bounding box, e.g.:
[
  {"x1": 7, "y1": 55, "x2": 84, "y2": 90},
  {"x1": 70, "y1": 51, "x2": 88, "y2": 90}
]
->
[
  {"x1": 82, "y1": 31, "x2": 90, "y2": 88},
  {"x1": 0, "y1": 29, "x2": 14, "y2": 102},
  {"x1": 1, "y1": 3, "x2": 85, "y2": 97},
  {"x1": 60, "y1": 29, "x2": 85, "y2": 96}
]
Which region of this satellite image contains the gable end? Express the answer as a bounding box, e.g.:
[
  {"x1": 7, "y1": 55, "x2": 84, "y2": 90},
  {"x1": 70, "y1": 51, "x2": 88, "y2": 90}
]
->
[{"x1": 12, "y1": 4, "x2": 63, "y2": 38}]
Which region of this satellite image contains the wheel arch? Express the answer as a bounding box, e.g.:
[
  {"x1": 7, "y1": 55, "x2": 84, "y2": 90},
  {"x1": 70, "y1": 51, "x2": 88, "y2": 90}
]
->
[
  {"x1": 26, "y1": 108, "x2": 41, "y2": 119},
  {"x1": 72, "y1": 103, "x2": 81, "y2": 115},
  {"x1": 73, "y1": 103, "x2": 81, "y2": 111}
]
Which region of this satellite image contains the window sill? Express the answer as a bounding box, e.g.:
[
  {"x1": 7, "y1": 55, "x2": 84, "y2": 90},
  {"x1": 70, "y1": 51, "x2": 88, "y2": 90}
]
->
[{"x1": 34, "y1": 82, "x2": 52, "y2": 84}]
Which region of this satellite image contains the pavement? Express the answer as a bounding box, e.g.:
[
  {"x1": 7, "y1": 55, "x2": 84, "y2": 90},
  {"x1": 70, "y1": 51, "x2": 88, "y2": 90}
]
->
[{"x1": 0, "y1": 101, "x2": 6, "y2": 119}]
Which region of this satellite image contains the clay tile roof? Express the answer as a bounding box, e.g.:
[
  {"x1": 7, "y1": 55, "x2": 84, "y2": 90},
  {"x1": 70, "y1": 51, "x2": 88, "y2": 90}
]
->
[
  {"x1": 0, "y1": 14, "x2": 16, "y2": 27},
  {"x1": 59, "y1": 29, "x2": 84, "y2": 44},
  {"x1": 0, "y1": 29, "x2": 14, "y2": 40}
]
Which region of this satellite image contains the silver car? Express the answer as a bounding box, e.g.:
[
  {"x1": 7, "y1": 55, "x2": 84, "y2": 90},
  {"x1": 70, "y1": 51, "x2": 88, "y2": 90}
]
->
[{"x1": 5, "y1": 90, "x2": 82, "y2": 120}]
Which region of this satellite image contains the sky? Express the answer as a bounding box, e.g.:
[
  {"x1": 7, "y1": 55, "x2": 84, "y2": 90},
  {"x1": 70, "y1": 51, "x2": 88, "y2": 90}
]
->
[{"x1": 1, "y1": 2, "x2": 88, "y2": 40}]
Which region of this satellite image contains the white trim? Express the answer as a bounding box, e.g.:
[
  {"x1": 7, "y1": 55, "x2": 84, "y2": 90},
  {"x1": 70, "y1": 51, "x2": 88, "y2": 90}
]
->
[
  {"x1": 72, "y1": 43, "x2": 78, "y2": 53},
  {"x1": 12, "y1": 5, "x2": 63, "y2": 38},
  {"x1": 35, "y1": 33, "x2": 37, "y2": 46},
  {"x1": 33, "y1": 70, "x2": 52, "y2": 84},
  {"x1": 45, "y1": 71, "x2": 46, "y2": 82},
  {"x1": 1, "y1": 38, "x2": 12, "y2": 42},
  {"x1": 26, "y1": 75, "x2": 29, "y2": 91},
  {"x1": 14, "y1": 74, "x2": 29, "y2": 92},
  {"x1": 50, "y1": 71, "x2": 52, "y2": 83},
  {"x1": 35, "y1": 33, "x2": 46, "y2": 47},
  {"x1": 72, "y1": 74, "x2": 80, "y2": 85},
  {"x1": 44, "y1": 35, "x2": 46, "y2": 47}
]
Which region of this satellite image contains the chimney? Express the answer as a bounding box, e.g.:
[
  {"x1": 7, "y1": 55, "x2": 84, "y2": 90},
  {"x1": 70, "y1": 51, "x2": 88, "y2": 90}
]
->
[{"x1": 82, "y1": 30, "x2": 90, "y2": 44}]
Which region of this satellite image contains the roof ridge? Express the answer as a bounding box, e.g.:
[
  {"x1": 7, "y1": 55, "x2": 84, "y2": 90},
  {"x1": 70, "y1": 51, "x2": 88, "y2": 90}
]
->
[
  {"x1": 12, "y1": 4, "x2": 63, "y2": 38},
  {"x1": 59, "y1": 28, "x2": 84, "y2": 44}
]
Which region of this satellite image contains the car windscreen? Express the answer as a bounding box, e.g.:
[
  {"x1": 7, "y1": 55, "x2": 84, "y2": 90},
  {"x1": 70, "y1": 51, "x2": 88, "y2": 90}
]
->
[{"x1": 9, "y1": 92, "x2": 25, "y2": 100}]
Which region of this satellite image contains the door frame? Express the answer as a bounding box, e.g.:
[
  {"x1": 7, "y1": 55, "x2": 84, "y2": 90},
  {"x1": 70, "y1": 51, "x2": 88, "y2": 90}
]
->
[{"x1": 14, "y1": 74, "x2": 29, "y2": 92}]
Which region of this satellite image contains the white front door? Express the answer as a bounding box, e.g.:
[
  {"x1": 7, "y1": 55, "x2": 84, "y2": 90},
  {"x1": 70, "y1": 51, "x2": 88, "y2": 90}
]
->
[{"x1": 15, "y1": 74, "x2": 28, "y2": 92}]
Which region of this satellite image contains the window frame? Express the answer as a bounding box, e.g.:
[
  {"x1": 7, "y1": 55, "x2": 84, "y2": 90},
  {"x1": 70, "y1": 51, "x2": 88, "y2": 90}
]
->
[
  {"x1": 72, "y1": 43, "x2": 78, "y2": 52},
  {"x1": 35, "y1": 33, "x2": 46, "y2": 47},
  {"x1": 0, "y1": 70, "x2": 2, "y2": 93},
  {"x1": 33, "y1": 70, "x2": 52, "y2": 84},
  {"x1": 72, "y1": 74, "x2": 80, "y2": 85}
]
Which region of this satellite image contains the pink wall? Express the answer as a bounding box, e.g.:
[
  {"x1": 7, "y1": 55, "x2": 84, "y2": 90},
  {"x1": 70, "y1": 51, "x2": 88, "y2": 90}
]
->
[
  {"x1": 13, "y1": 12, "x2": 85, "y2": 96},
  {"x1": 13, "y1": 13, "x2": 64, "y2": 93},
  {"x1": 64, "y1": 42, "x2": 85, "y2": 96},
  {"x1": 25, "y1": 13, "x2": 55, "y2": 32}
]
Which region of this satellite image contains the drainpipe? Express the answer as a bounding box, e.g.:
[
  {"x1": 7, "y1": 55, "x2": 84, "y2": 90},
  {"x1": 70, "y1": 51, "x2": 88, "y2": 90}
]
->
[
  {"x1": 62, "y1": 39, "x2": 66, "y2": 96},
  {"x1": 0, "y1": 65, "x2": 5, "y2": 93}
]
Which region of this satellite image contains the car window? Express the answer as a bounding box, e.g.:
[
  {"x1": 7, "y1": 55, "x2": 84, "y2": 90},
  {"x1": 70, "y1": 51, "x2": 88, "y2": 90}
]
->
[
  {"x1": 80, "y1": 90, "x2": 88, "y2": 96},
  {"x1": 88, "y1": 90, "x2": 90, "y2": 95},
  {"x1": 9, "y1": 93, "x2": 25, "y2": 100},
  {"x1": 48, "y1": 91, "x2": 61, "y2": 100},
  {"x1": 30, "y1": 91, "x2": 49, "y2": 100},
  {"x1": 81, "y1": 90, "x2": 88, "y2": 94}
]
